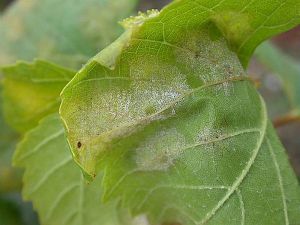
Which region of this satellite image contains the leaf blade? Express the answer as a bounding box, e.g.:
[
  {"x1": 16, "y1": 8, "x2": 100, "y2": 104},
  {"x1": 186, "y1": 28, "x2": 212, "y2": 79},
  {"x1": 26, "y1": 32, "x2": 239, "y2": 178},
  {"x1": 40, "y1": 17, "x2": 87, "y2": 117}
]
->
[
  {"x1": 1, "y1": 60, "x2": 75, "y2": 133},
  {"x1": 59, "y1": 1, "x2": 300, "y2": 224},
  {"x1": 0, "y1": 85, "x2": 20, "y2": 193},
  {"x1": 13, "y1": 114, "x2": 135, "y2": 225}
]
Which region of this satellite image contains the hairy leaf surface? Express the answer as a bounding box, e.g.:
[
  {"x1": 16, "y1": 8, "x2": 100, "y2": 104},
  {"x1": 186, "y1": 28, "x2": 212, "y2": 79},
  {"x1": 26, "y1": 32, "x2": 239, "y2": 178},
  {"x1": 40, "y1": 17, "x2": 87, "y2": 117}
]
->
[
  {"x1": 13, "y1": 114, "x2": 136, "y2": 225},
  {"x1": 1, "y1": 60, "x2": 75, "y2": 133},
  {"x1": 60, "y1": 1, "x2": 300, "y2": 224},
  {"x1": 0, "y1": 0, "x2": 137, "y2": 68}
]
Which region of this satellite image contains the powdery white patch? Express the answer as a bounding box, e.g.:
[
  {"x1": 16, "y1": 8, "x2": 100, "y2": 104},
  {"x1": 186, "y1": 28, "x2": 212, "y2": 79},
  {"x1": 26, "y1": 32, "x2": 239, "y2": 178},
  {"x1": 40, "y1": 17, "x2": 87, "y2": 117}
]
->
[
  {"x1": 174, "y1": 30, "x2": 246, "y2": 87},
  {"x1": 132, "y1": 215, "x2": 150, "y2": 225},
  {"x1": 135, "y1": 128, "x2": 186, "y2": 171},
  {"x1": 196, "y1": 126, "x2": 225, "y2": 143},
  {"x1": 215, "y1": 81, "x2": 234, "y2": 96}
]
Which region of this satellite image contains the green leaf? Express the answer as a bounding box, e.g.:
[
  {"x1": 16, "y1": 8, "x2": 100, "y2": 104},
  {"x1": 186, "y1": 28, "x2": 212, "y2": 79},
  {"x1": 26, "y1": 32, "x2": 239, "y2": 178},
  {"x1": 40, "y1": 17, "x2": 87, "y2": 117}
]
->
[
  {"x1": 60, "y1": 1, "x2": 300, "y2": 224},
  {"x1": 0, "y1": 85, "x2": 20, "y2": 193},
  {"x1": 0, "y1": 194, "x2": 39, "y2": 225},
  {"x1": 0, "y1": 0, "x2": 137, "y2": 68},
  {"x1": 255, "y1": 42, "x2": 300, "y2": 116},
  {"x1": 0, "y1": 0, "x2": 9, "y2": 12},
  {"x1": 0, "y1": 195, "x2": 23, "y2": 225},
  {"x1": 0, "y1": 133, "x2": 20, "y2": 193},
  {"x1": 13, "y1": 114, "x2": 135, "y2": 225},
  {"x1": 1, "y1": 60, "x2": 75, "y2": 133}
]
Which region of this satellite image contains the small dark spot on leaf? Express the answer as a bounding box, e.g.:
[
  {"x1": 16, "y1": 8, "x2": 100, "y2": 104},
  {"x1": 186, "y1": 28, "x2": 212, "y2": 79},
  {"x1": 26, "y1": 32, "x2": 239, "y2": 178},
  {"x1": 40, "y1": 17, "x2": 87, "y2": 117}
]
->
[
  {"x1": 77, "y1": 141, "x2": 82, "y2": 148},
  {"x1": 225, "y1": 64, "x2": 233, "y2": 74}
]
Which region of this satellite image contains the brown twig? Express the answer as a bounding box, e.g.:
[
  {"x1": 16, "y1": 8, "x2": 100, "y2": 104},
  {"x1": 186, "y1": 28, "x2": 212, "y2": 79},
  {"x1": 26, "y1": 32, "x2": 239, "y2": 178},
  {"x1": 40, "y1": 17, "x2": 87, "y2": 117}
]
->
[{"x1": 273, "y1": 114, "x2": 300, "y2": 128}]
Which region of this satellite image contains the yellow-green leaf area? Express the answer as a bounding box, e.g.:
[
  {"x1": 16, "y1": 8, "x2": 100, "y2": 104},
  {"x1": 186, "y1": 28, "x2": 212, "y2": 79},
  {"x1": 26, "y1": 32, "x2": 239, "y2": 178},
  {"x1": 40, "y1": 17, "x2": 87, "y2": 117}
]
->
[{"x1": 2, "y1": 60, "x2": 75, "y2": 133}]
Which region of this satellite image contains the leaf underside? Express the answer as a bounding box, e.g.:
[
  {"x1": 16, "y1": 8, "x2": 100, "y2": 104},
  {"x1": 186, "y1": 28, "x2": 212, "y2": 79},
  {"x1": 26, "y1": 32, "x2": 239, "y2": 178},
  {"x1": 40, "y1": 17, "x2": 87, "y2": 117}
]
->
[{"x1": 60, "y1": 0, "x2": 300, "y2": 225}]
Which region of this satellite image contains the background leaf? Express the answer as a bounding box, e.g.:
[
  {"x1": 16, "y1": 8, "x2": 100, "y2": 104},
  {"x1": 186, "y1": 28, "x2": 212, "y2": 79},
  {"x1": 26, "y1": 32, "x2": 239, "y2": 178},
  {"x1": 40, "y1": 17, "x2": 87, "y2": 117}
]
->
[
  {"x1": 0, "y1": 0, "x2": 155, "y2": 225},
  {"x1": 0, "y1": 0, "x2": 138, "y2": 69},
  {"x1": 0, "y1": 85, "x2": 38, "y2": 225},
  {"x1": 0, "y1": 195, "x2": 24, "y2": 225},
  {"x1": 0, "y1": 193, "x2": 39, "y2": 225},
  {"x1": 60, "y1": 1, "x2": 300, "y2": 224},
  {"x1": 1, "y1": 60, "x2": 75, "y2": 133},
  {"x1": 13, "y1": 114, "x2": 136, "y2": 225},
  {"x1": 0, "y1": 85, "x2": 20, "y2": 193},
  {"x1": 0, "y1": 1, "x2": 139, "y2": 224}
]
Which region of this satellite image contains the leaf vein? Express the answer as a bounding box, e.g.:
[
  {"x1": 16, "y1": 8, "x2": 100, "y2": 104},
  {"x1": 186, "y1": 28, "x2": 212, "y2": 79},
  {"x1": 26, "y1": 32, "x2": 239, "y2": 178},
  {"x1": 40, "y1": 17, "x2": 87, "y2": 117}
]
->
[
  {"x1": 198, "y1": 95, "x2": 268, "y2": 224},
  {"x1": 45, "y1": 183, "x2": 80, "y2": 221},
  {"x1": 267, "y1": 138, "x2": 289, "y2": 225},
  {"x1": 18, "y1": 128, "x2": 65, "y2": 162},
  {"x1": 107, "y1": 128, "x2": 260, "y2": 199},
  {"x1": 29, "y1": 156, "x2": 73, "y2": 195}
]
